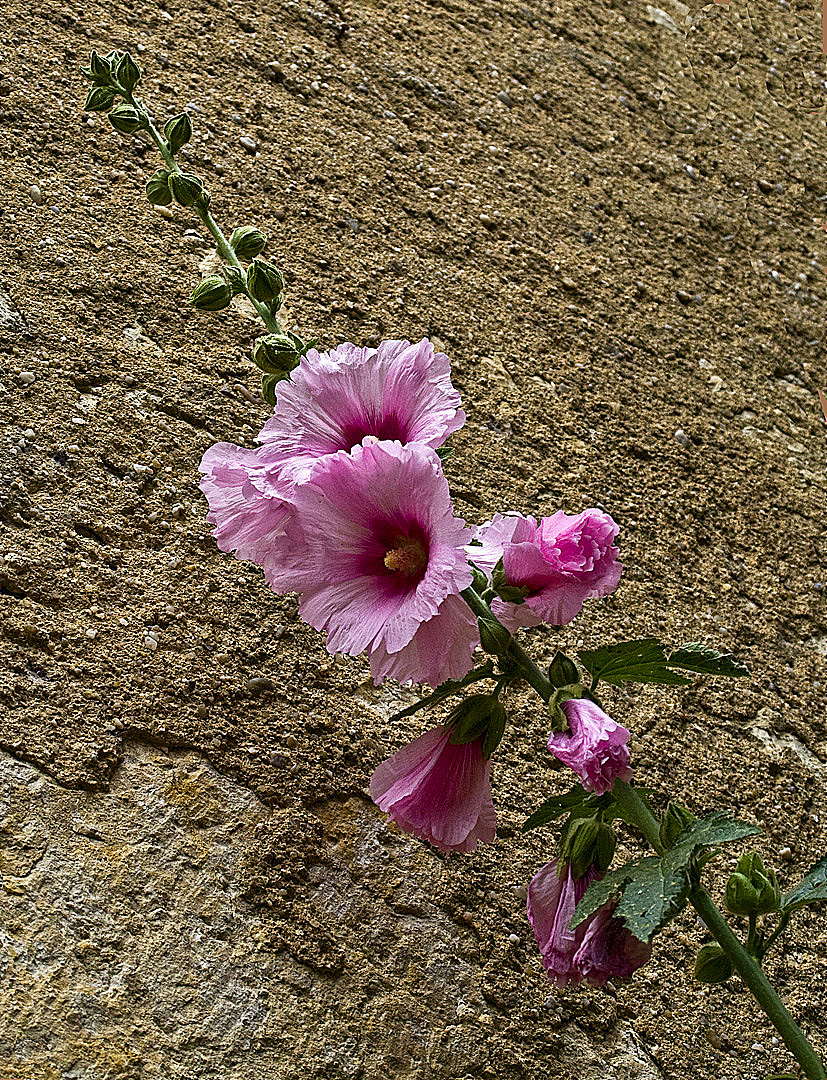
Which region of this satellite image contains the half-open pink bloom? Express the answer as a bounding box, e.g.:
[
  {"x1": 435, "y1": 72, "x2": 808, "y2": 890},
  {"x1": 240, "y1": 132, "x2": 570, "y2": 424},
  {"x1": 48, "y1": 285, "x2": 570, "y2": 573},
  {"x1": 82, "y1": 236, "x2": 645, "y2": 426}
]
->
[
  {"x1": 528, "y1": 860, "x2": 651, "y2": 987},
  {"x1": 285, "y1": 439, "x2": 477, "y2": 685},
  {"x1": 370, "y1": 725, "x2": 496, "y2": 853},
  {"x1": 198, "y1": 443, "x2": 301, "y2": 592},
  {"x1": 548, "y1": 698, "x2": 633, "y2": 795},
  {"x1": 257, "y1": 338, "x2": 466, "y2": 485},
  {"x1": 572, "y1": 900, "x2": 653, "y2": 986},
  {"x1": 527, "y1": 860, "x2": 600, "y2": 986},
  {"x1": 471, "y1": 510, "x2": 621, "y2": 630}
]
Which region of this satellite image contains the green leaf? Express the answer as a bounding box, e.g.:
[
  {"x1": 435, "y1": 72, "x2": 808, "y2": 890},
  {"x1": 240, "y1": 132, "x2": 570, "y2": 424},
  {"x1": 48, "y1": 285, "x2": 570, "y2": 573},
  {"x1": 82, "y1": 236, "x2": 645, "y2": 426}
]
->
[
  {"x1": 781, "y1": 854, "x2": 827, "y2": 913},
  {"x1": 669, "y1": 811, "x2": 761, "y2": 860},
  {"x1": 578, "y1": 638, "x2": 692, "y2": 687},
  {"x1": 522, "y1": 785, "x2": 590, "y2": 832},
  {"x1": 385, "y1": 662, "x2": 495, "y2": 724},
  {"x1": 667, "y1": 643, "x2": 750, "y2": 678},
  {"x1": 571, "y1": 856, "x2": 690, "y2": 941}
]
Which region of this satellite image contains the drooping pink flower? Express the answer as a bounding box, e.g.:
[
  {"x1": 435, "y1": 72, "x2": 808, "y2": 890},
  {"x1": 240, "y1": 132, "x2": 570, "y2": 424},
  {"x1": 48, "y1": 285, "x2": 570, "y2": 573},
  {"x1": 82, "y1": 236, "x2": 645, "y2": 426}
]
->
[
  {"x1": 285, "y1": 439, "x2": 478, "y2": 685},
  {"x1": 370, "y1": 725, "x2": 496, "y2": 853},
  {"x1": 257, "y1": 338, "x2": 466, "y2": 485},
  {"x1": 547, "y1": 698, "x2": 633, "y2": 795},
  {"x1": 572, "y1": 900, "x2": 653, "y2": 986},
  {"x1": 198, "y1": 443, "x2": 302, "y2": 592},
  {"x1": 527, "y1": 860, "x2": 600, "y2": 986},
  {"x1": 527, "y1": 860, "x2": 651, "y2": 987},
  {"x1": 471, "y1": 510, "x2": 621, "y2": 630}
]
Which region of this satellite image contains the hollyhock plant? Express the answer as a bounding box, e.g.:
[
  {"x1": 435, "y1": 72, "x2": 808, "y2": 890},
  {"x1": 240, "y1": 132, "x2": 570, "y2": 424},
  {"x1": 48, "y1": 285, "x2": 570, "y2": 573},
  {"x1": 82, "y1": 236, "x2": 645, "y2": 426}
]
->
[
  {"x1": 548, "y1": 698, "x2": 633, "y2": 795},
  {"x1": 370, "y1": 725, "x2": 496, "y2": 853},
  {"x1": 472, "y1": 510, "x2": 621, "y2": 630},
  {"x1": 284, "y1": 438, "x2": 479, "y2": 685},
  {"x1": 256, "y1": 338, "x2": 466, "y2": 485},
  {"x1": 526, "y1": 859, "x2": 601, "y2": 986}
]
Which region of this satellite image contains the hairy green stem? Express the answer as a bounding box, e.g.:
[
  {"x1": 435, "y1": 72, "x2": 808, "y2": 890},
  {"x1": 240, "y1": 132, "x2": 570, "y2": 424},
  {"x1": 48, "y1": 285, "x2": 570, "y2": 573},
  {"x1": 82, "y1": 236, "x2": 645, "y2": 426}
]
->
[
  {"x1": 115, "y1": 81, "x2": 282, "y2": 335},
  {"x1": 461, "y1": 587, "x2": 552, "y2": 702},
  {"x1": 614, "y1": 781, "x2": 826, "y2": 1080}
]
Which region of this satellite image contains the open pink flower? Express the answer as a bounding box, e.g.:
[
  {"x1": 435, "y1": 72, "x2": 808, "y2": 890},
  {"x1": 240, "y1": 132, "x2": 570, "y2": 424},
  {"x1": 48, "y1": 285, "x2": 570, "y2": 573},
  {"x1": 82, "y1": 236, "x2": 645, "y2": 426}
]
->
[
  {"x1": 528, "y1": 860, "x2": 651, "y2": 987},
  {"x1": 471, "y1": 510, "x2": 621, "y2": 630},
  {"x1": 548, "y1": 698, "x2": 633, "y2": 795},
  {"x1": 527, "y1": 860, "x2": 600, "y2": 986},
  {"x1": 285, "y1": 439, "x2": 478, "y2": 685},
  {"x1": 257, "y1": 338, "x2": 466, "y2": 485},
  {"x1": 370, "y1": 725, "x2": 496, "y2": 853}
]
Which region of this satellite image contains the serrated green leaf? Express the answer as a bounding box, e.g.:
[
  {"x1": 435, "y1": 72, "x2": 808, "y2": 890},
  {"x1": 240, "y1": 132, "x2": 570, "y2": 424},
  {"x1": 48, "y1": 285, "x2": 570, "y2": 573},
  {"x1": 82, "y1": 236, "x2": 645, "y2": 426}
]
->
[
  {"x1": 571, "y1": 856, "x2": 690, "y2": 941},
  {"x1": 521, "y1": 785, "x2": 590, "y2": 832},
  {"x1": 578, "y1": 638, "x2": 692, "y2": 687},
  {"x1": 781, "y1": 854, "x2": 827, "y2": 913},
  {"x1": 668, "y1": 812, "x2": 762, "y2": 861},
  {"x1": 667, "y1": 643, "x2": 750, "y2": 678}
]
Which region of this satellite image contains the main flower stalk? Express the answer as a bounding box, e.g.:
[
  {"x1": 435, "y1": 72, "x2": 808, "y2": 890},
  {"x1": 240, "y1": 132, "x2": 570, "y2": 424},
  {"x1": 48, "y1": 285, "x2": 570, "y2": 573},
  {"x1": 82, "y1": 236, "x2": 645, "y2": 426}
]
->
[{"x1": 460, "y1": 587, "x2": 826, "y2": 1080}]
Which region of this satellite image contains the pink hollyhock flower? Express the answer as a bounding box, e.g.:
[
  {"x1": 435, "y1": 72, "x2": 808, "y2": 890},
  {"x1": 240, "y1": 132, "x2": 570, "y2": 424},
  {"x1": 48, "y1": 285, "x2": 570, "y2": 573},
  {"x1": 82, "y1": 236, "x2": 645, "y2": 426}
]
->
[
  {"x1": 527, "y1": 860, "x2": 601, "y2": 986},
  {"x1": 370, "y1": 725, "x2": 496, "y2": 853},
  {"x1": 285, "y1": 439, "x2": 478, "y2": 685},
  {"x1": 572, "y1": 900, "x2": 652, "y2": 986},
  {"x1": 198, "y1": 443, "x2": 301, "y2": 592},
  {"x1": 547, "y1": 698, "x2": 633, "y2": 795},
  {"x1": 528, "y1": 860, "x2": 651, "y2": 987},
  {"x1": 471, "y1": 510, "x2": 621, "y2": 630},
  {"x1": 257, "y1": 338, "x2": 466, "y2": 485}
]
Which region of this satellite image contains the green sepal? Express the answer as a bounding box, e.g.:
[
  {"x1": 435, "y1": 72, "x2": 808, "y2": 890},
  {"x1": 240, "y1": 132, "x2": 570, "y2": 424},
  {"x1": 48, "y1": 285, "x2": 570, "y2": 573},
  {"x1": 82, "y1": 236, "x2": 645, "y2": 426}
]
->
[
  {"x1": 447, "y1": 694, "x2": 499, "y2": 746},
  {"x1": 168, "y1": 172, "x2": 204, "y2": 207},
  {"x1": 261, "y1": 373, "x2": 280, "y2": 407},
  {"x1": 145, "y1": 169, "x2": 173, "y2": 206},
  {"x1": 781, "y1": 854, "x2": 827, "y2": 913},
  {"x1": 435, "y1": 445, "x2": 453, "y2": 462},
  {"x1": 114, "y1": 52, "x2": 141, "y2": 93},
  {"x1": 560, "y1": 816, "x2": 617, "y2": 879},
  {"x1": 491, "y1": 556, "x2": 529, "y2": 604},
  {"x1": 84, "y1": 85, "x2": 116, "y2": 112},
  {"x1": 694, "y1": 944, "x2": 732, "y2": 984},
  {"x1": 190, "y1": 276, "x2": 233, "y2": 311},
  {"x1": 108, "y1": 104, "x2": 145, "y2": 135},
  {"x1": 229, "y1": 225, "x2": 267, "y2": 261},
  {"x1": 223, "y1": 266, "x2": 247, "y2": 295},
  {"x1": 251, "y1": 334, "x2": 300, "y2": 376},
  {"x1": 164, "y1": 112, "x2": 192, "y2": 155}
]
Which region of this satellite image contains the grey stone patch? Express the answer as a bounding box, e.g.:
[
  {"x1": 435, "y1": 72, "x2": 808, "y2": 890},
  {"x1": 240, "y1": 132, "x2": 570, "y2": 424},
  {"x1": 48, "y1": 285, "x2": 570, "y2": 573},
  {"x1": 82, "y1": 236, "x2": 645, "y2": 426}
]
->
[
  {"x1": 561, "y1": 1024, "x2": 665, "y2": 1079},
  {"x1": 122, "y1": 323, "x2": 163, "y2": 355},
  {"x1": 0, "y1": 283, "x2": 28, "y2": 334}
]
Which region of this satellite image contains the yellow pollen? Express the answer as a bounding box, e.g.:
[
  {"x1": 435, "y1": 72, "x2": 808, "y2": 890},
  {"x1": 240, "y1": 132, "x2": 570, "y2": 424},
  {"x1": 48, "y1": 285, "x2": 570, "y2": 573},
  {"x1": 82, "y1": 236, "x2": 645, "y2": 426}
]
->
[{"x1": 383, "y1": 536, "x2": 427, "y2": 576}]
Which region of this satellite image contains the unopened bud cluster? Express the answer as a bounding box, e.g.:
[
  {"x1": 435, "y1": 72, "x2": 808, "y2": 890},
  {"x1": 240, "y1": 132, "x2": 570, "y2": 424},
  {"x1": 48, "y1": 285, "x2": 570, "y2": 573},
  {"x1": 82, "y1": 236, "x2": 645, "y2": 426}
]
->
[{"x1": 725, "y1": 852, "x2": 780, "y2": 917}]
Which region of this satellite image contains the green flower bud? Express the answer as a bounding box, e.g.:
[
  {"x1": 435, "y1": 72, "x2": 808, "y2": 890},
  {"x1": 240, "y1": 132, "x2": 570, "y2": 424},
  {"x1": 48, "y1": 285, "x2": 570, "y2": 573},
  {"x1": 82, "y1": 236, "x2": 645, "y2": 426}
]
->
[
  {"x1": 190, "y1": 276, "x2": 233, "y2": 311},
  {"x1": 164, "y1": 112, "x2": 192, "y2": 155},
  {"x1": 223, "y1": 266, "x2": 247, "y2": 295},
  {"x1": 725, "y1": 872, "x2": 759, "y2": 917},
  {"x1": 88, "y1": 50, "x2": 112, "y2": 79},
  {"x1": 694, "y1": 944, "x2": 732, "y2": 984},
  {"x1": 561, "y1": 817, "x2": 617, "y2": 879},
  {"x1": 108, "y1": 104, "x2": 145, "y2": 135},
  {"x1": 145, "y1": 169, "x2": 173, "y2": 206},
  {"x1": 84, "y1": 85, "x2": 117, "y2": 112},
  {"x1": 246, "y1": 258, "x2": 284, "y2": 304},
  {"x1": 659, "y1": 801, "x2": 696, "y2": 849},
  {"x1": 477, "y1": 617, "x2": 511, "y2": 658},
  {"x1": 481, "y1": 699, "x2": 507, "y2": 759},
  {"x1": 548, "y1": 651, "x2": 581, "y2": 690},
  {"x1": 230, "y1": 225, "x2": 268, "y2": 261},
  {"x1": 251, "y1": 334, "x2": 300, "y2": 376},
  {"x1": 726, "y1": 852, "x2": 781, "y2": 917},
  {"x1": 168, "y1": 172, "x2": 205, "y2": 207},
  {"x1": 114, "y1": 52, "x2": 141, "y2": 93},
  {"x1": 448, "y1": 694, "x2": 507, "y2": 754}
]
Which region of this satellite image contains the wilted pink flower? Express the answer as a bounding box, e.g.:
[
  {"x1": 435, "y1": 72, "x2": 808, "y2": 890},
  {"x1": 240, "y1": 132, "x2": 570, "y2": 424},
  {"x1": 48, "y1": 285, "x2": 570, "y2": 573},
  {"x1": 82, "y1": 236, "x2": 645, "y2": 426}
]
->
[
  {"x1": 286, "y1": 439, "x2": 478, "y2": 685},
  {"x1": 527, "y1": 860, "x2": 651, "y2": 987},
  {"x1": 572, "y1": 900, "x2": 652, "y2": 986},
  {"x1": 527, "y1": 860, "x2": 600, "y2": 986},
  {"x1": 370, "y1": 725, "x2": 496, "y2": 853},
  {"x1": 548, "y1": 698, "x2": 633, "y2": 795},
  {"x1": 198, "y1": 443, "x2": 301, "y2": 592},
  {"x1": 257, "y1": 338, "x2": 466, "y2": 485},
  {"x1": 471, "y1": 510, "x2": 621, "y2": 630}
]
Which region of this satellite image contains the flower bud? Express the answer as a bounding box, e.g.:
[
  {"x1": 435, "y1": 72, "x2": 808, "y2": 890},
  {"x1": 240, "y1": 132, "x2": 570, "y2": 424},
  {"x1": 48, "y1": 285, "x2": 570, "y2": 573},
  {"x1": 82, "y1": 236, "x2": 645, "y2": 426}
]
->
[
  {"x1": 246, "y1": 258, "x2": 284, "y2": 303},
  {"x1": 190, "y1": 276, "x2": 233, "y2": 311},
  {"x1": 164, "y1": 113, "x2": 192, "y2": 155},
  {"x1": 561, "y1": 816, "x2": 616, "y2": 879},
  {"x1": 230, "y1": 225, "x2": 267, "y2": 261},
  {"x1": 114, "y1": 52, "x2": 141, "y2": 93},
  {"x1": 108, "y1": 105, "x2": 145, "y2": 135},
  {"x1": 168, "y1": 172, "x2": 205, "y2": 207},
  {"x1": 725, "y1": 852, "x2": 780, "y2": 916},
  {"x1": 477, "y1": 617, "x2": 512, "y2": 658},
  {"x1": 84, "y1": 85, "x2": 117, "y2": 112},
  {"x1": 145, "y1": 169, "x2": 173, "y2": 206},
  {"x1": 659, "y1": 801, "x2": 696, "y2": 849},
  {"x1": 694, "y1": 944, "x2": 732, "y2": 984},
  {"x1": 223, "y1": 266, "x2": 247, "y2": 295},
  {"x1": 448, "y1": 694, "x2": 506, "y2": 753},
  {"x1": 548, "y1": 651, "x2": 581, "y2": 690},
  {"x1": 251, "y1": 334, "x2": 300, "y2": 375},
  {"x1": 88, "y1": 50, "x2": 112, "y2": 79}
]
